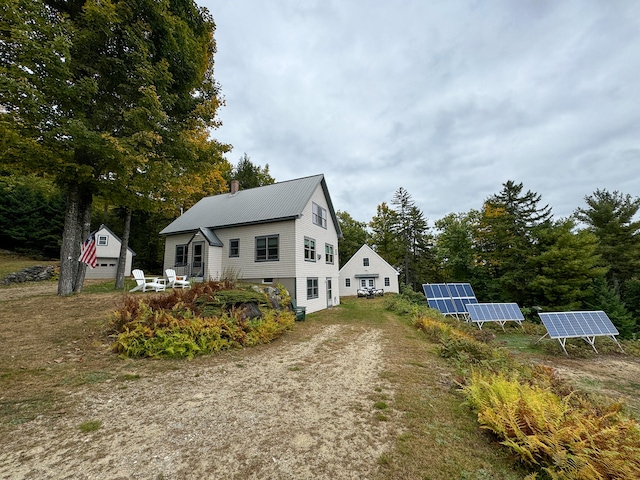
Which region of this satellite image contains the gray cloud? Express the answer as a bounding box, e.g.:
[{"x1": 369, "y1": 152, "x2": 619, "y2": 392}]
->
[{"x1": 205, "y1": 0, "x2": 640, "y2": 224}]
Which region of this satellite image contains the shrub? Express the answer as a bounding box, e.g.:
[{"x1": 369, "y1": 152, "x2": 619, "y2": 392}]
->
[
  {"x1": 110, "y1": 281, "x2": 294, "y2": 359},
  {"x1": 463, "y1": 370, "x2": 640, "y2": 479}
]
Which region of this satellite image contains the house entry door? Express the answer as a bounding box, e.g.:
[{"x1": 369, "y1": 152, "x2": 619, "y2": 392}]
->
[
  {"x1": 192, "y1": 241, "x2": 204, "y2": 278},
  {"x1": 326, "y1": 277, "x2": 333, "y2": 308},
  {"x1": 360, "y1": 278, "x2": 375, "y2": 289}
]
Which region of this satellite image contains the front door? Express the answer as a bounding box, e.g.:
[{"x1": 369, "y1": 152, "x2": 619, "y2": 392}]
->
[
  {"x1": 192, "y1": 241, "x2": 204, "y2": 278},
  {"x1": 360, "y1": 278, "x2": 375, "y2": 289},
  {"x1": 326, "y1": 277, "x2": 333, "y2": 308}
]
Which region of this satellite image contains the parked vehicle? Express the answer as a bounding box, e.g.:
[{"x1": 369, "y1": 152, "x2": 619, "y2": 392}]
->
[{"x1": 357, "y1": 287, "x2": 384, "y2": 298}]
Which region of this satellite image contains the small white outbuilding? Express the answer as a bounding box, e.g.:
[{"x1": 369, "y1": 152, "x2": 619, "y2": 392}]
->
[
  {"x1": 84, "y1": 224, "x2": 136, "y2": 279},
  {"x1": 339, "y1": 244, "x2": 400, "y2": 296}
]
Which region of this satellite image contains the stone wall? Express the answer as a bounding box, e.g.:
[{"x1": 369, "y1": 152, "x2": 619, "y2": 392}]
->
[{"x1": 2, "y1": 265, "x2": 56, "y2": 285}]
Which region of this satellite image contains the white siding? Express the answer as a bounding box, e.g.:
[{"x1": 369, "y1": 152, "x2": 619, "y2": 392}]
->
[
  {"x1": 163, "y1": 232, "x2": 193, "y2": 274},
  {"x1": 294, "y1": 185, "x2": 340, "y2": 313},
  {"x1": 160, "y1": 183, "x2": 341, "y2": 314},
  {"x1": 85, "y1": 226, "x2": 134, "y2": 279},
  {"x1": 339, "y1": 244, "x2": 400, "y2": 296}
]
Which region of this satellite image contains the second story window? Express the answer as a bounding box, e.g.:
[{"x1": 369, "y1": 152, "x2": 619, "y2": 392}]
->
[
  {"x1": 325, "y1": 244, "x2": 334, "y2": 264},
  {"x1": 256, "y1": 235, "x2": 279, "y2": 261},
  {"x1": 97, "y1": 235, "x2": 108, "y2": 246},
  {"x1": 363, "y1": 257, "x2": 369, "y2": 267},
  {"x1": 312, "y1": 202, "x2": 327, "y2": 228},
  {"x1": 304, "y1": 237, "x2": 316, "y2": 262}
]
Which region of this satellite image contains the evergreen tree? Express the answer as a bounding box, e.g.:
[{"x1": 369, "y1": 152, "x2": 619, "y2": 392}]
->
[
  {"x1": 574, "y1": 189, "x2": 640, "y2": 294},
  {"x1": 390, "y1": 187, "x2": 430, "y2": 290},
  {"x1": 475, "y1": 181, "x2": 552, "y2": 304},
  {"x1": 336, "y1": 211, "x2": 370, "y2": 268},
  {"x1": 369, "y1": 202, "x2": 400, "y2": 269},
  {"x1": 588, "y1": 277, "x2": 636, "y2": 339},
  {"x1": 228, "y1": 153, "x2": 275, "y2": 189},
  {"x1": 528, "y1": 218, "x2": 607, "y2": 310}
]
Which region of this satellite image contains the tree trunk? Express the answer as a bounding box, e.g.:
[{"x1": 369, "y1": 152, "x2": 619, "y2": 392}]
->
[
  {"x1": 115, "y1": 208, "x2": 132, "y2": 290},
  {"x1": 57, "y1": 184, "x2": 93, "y2": 296},
  {"x1": 73, "y1": 191, "x2": 93, "y2": 293},
  {"x1": 58, "y1": 185, "x2": 81, "y2": 296}
]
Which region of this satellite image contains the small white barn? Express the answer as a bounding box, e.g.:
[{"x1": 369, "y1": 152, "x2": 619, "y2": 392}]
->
[
  {"x1": 84, "y1": 225, "x2": 136, "y2": 279},
  {"x1": 339, "y1": 244, "x2": 400, "y2": 296}
]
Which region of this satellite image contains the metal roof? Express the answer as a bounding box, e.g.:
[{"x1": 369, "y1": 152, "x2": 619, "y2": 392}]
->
[{"x1": 160, "y1": 174, "x2": 342, "y2": 237}]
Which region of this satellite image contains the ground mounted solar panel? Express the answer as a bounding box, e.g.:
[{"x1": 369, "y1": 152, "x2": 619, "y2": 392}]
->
[
  {"x1": 422, "y1": 283, "x2": 478, "y2": 319},
  {"x1": 537, "y1": 311, "x2": 624, "y2": 355},
  {"x1": 466, "y1": 302, "x2": 524, "y2": 330},
  {"x1": 423, "y1": 283, "x2": 457, "y2": 315}
]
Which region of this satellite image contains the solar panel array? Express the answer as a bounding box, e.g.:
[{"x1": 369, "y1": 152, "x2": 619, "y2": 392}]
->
[
  {"x1": 466, "y1": 303, "x2": 524, "y2": 330},
  {"x1": 422, "y1": 283, "x2": 478, "y2": 318},
  {"x1": 538, "y1": 311, "x2": 623, "y2": 355}
]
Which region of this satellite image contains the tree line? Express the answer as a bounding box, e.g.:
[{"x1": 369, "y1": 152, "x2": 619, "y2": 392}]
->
[{"x1": 338, "y1": 182, "x2": 640, "y2": 338}]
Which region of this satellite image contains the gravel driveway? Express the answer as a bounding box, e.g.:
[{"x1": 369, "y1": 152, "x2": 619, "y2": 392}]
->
[{"x1": 1, "y1": 318, "x2": 397, "y2": 479}]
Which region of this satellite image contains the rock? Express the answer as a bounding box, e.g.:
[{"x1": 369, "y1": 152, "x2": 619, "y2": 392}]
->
[{"x1": 2, "y1": 265, "x2": 56, "y2": 285}]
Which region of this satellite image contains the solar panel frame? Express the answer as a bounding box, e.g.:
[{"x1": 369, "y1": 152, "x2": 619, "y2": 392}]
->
[
  {"x1": 537, "y1": 311, "x2": 623, "y2": 355},
  {"x1": 466, "y1": 302, "x2": 524, "y2": 330}
]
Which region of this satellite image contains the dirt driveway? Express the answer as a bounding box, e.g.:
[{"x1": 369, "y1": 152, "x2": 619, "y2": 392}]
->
[{"x1": 0, "y1": 284, "x2": 398, "y2": 479}]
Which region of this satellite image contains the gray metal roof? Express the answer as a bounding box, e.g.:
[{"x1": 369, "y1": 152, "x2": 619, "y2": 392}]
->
[{"x1": 160, "y1": 174, "x2": 342, "y2": 237}]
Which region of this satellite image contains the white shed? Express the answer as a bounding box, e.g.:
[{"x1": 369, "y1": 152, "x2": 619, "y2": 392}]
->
[
  {"x1": 84, "y1": 225, "x2": 136, "y2": 279},
  {"x1": 339, "y1": 244, "x2": 400, "y2": 296}
]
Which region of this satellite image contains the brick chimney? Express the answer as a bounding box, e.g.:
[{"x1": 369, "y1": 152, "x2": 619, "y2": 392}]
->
[{"x1": 230, "y1": 179, "x2": 240, "y2": 194}]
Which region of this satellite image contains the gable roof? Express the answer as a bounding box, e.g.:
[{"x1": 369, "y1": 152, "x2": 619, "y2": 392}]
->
[
  {"x1": 160, "y1": 174, "x2": 342, "y2": 237},
  {"x1": 96, "y1": 224, "x2": 136, "y2": 256},
  {"x1": 339, "y1": 244, "x2": 399, "y2": 274}
]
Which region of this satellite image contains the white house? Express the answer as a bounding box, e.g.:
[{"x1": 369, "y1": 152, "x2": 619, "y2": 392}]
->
[
  {"x1": 85, "y1": 224, "x2": 136, "y2": 279},
  {"x1": 159, "y1": 174, "x2": 342, "y2": 314},
  {"x1": 339, "y1": 244, "x2": 400, "y2": 296}
]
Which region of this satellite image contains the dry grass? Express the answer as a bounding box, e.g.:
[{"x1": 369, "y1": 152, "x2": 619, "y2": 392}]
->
[
  {"x1": 312, "y1": 299, "x2": 526, "y2": 479},
  {"x1": 1, "y1": 272, "x2": 637, "y2": 478}
]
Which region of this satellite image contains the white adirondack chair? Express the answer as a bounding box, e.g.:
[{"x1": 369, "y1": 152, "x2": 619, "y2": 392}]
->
[
  {"x1": 129, "y1": 269, "x2": 166, "y2": 292},
  {"x1": 165, "y1": 269, "x2": 190, "y2": 289}
]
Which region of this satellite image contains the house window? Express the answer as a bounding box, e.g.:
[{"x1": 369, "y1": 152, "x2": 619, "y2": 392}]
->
[
  {"x1": 307, "y1": 277, "x2": 319, "y2": 299},
  {"x1": 345, "y1": 278, "x2": 351, "y2": 287},
  {"x1": 325, "y1": 244, "x2": 334, "y2": 264},
  {"x1": 97, "y1": 234, "x2": 108, "y2": 246},
  {"x1": 175, "y1": 244, "x2": 188, "y2": 266},
  {"x1": 385, "y1": 277, "x2": 390, "y2": 287},
  {"x1": 363, "y1": 257, "x2": 369, "y2": 267},
  {"x1": 229, "y1": 238, "x2": 239, "y2": 257},
  {"x1": 312, "y1": 202, "x2": 327, "y2": 228},
  {"x1": 256, "y1": 235, "x2": 279, "y2": 261},
  {"x1": 304, "y1": 237, "x2": 316, "y2": 262}
]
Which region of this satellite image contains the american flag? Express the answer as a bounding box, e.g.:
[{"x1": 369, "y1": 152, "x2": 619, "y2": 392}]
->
[{"x1": 79, "y1": 233, "x2": 97, "y2": 269}]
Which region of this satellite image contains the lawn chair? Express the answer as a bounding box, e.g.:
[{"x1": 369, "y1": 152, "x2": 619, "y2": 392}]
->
[
  {"x1": 291, "y1": 299, "x2": 306, "y2": 321},
  {"x1": 165, "y1": 269, "x2": 191, "y2": 289},
  {"x1": 129, "y1": 269, "x2": 166, "y2": 292}
]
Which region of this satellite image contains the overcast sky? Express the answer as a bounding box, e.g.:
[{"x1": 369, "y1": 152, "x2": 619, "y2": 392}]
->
[{"x1": 201, "y1": 0, "x2": 640, "y2": 225}]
